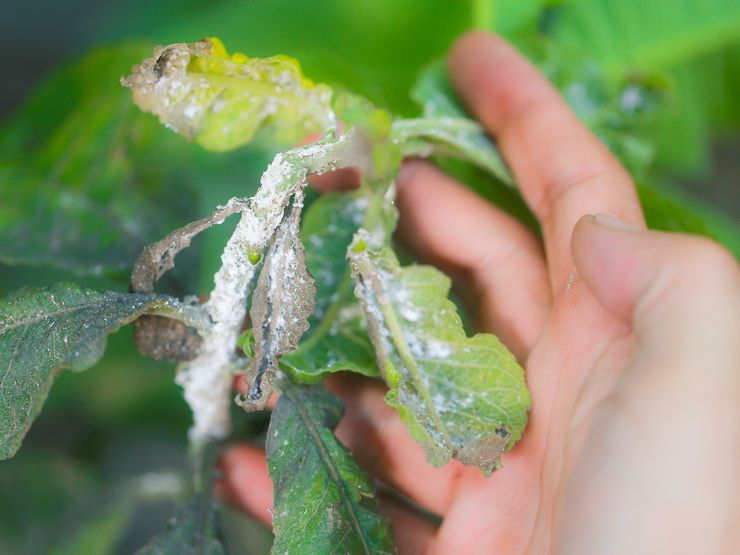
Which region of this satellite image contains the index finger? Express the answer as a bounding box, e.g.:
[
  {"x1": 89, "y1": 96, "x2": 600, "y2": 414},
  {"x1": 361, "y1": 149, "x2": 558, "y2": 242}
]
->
[{"x1": 448, "y1": 32, "x2": 645, "y2": 291}]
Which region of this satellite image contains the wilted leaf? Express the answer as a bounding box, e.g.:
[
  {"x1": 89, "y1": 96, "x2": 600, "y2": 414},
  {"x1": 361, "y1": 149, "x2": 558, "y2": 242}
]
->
[
  {"x1": 0, "y1": 283, "x2": 188, "y2": 459},
  {"x1": 281, "y1": 191, "x2": 378, "y2": 382},
  {"x1": 267, "y1": 381, "x2": 395, "y2": 554},
  {"x1": 349, "y1": 233, "x2": 530, "y2": 474},
  {"x1": 237, "y1": 195, "x2": 316, "y2": 410},
  {"x1": 122, "y1": 37, "x2": 336, "y2": 152},
  {"x1": 177, "y1": 133, "x2": 371, "y2": 443},
  {"x1": 130, "y1": 197, "x2": 249, "y2": 362}
]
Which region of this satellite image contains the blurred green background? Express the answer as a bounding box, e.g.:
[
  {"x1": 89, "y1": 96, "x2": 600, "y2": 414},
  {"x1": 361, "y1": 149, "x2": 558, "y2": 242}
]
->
[{"x1": 1, "y1": 1, "x2": 738, "y2": 553}]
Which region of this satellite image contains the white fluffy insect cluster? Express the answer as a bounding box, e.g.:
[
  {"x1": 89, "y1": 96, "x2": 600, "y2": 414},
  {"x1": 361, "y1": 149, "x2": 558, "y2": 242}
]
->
[{"x1": 177, "y1": 133, "x2": 362, "y2": 444}]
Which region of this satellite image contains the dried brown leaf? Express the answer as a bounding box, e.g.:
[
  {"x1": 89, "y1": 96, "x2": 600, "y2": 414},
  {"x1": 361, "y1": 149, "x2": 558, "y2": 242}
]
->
[{"x1": 237, "y1": 195, "x2": 316, "y2": 410}]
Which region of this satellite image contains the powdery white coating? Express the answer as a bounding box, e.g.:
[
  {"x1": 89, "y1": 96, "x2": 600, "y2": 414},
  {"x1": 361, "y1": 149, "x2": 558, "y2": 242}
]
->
[
  {"x1": 426, "y1": 339, "x2": 452, "y2": 358},
  {"x1": 178, "y1": 133, "x2": 362, "y2": 443}
]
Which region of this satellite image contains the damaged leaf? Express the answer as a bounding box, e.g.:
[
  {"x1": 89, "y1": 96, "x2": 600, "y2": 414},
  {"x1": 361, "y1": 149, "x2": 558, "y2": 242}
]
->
[
  {"x1": 122, "y1": 38, "x2": 336, "y2": 152},
  {"x1": 0, "y1": 283, "x2": 188, "y2": 460},
  {"x1": 237, "y1": 194, "x2": 316, "y2": 411},
  {"x1": 281, "y1": 191, "x2": 378, "y2": 382},
  {"x1": 267, "y1": 381, "x2": 395, "y2": 555},
  {"x1": 130, "y1": 197, "x2": 249, "y2": 294},
  {"x1": 349, "y1": 233, "x2": 531, "y2": 474},
  {"x1": 130, "y1": 197, "x2": 248, "y2": 362},
  {"x1": 177, "y1": 133, "x2": 366, "y2": 444}
]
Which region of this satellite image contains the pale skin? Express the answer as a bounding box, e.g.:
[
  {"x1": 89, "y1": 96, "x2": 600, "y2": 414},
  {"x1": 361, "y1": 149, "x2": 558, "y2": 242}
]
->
[{"x1": 218, "y1": 32, "x2": 740, "y2": 554}]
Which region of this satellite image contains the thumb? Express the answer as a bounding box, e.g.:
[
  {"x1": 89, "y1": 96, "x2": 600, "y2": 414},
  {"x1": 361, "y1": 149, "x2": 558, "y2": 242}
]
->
[{"x1": 571, "y1": 213, "x2": 740, "y2": 360}]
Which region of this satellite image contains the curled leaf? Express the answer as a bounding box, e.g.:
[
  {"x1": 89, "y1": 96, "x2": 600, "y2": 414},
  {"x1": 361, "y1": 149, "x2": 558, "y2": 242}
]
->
[
  {"x1": 122, "y1": 38, "x2": 336, "y2": 151},
  {"x1": 348, "y1": 232, "x2": 531, "y2": 474},
  {"x1": 178, "y1": 133, "x2": 366, "y2": 444},
  {"x1": 237, "y1": 194, "x2": 316, "y2": 411},
  {"x1": 130, "y1": 197, "x2": 249, "y2": 294},
  {"x1": 130, "y1": 198, "x2": 248, "y2": 362},
  {"x1": 280, "y1": 191, "x2": 379, "y2": 382}
]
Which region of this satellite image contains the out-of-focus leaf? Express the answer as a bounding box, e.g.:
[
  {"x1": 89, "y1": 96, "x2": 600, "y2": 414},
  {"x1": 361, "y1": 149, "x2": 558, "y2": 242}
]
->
[
  {"x1": 521, "y1": 39, "x2": 669, "y2": 179},
  {"x1": 552, "y1": 0, "x2": 740, "y2": 74},
  {"x1": 0, "y1": 41, "x2": 264, "y2": 281},
  {"x1": 219, "y1": 503, "x2": 273, "y2": 555},
  {"x1": 0, "y1": 282, "x2": 191, "y2": 460},
  {"x1": 49, "y1": 500, "x2": 133, "y2": 555},
  {"x1": 551, "y1": 0, "x2": 740, "y2": 174},
  {"x1": 348, "y1": 233, "x2": 530, "y2": 474},
  {"x1": 135, "y1": 495, "x2": 224, "y2": 555},
  {"x1": 280, "y1": 191, "x2": 378, "y2": 382},
  {"x1": 400, "y1": 60, "x2": 512, "y2": 184},
  {"x1": 122, "y1": 38, "x2": 335, "y2": 152},
  {"x1": 473, "y1": 0, "x2": 548, "y2": 34},
  {"x1": 637, "y1": 183, "x2": 740, "y2": 258},
  {"x1": 237, "y1": 196, "x2": 316, "y2": 410},
  {"x1": 0, "y1": 452, "x2": 99, "y2": 555},
  {"x1": 267, "y1": 381, "x2": 395, "y2": 554}
]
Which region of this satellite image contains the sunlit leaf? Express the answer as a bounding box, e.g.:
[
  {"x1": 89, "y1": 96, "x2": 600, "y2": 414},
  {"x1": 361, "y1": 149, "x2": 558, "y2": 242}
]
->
[
  {"x1": 122, "y1": 38, "x2": 336, "y2": 152},
  {"x1": 349, "y1": 233, "x2": 530, "y2": 474}
]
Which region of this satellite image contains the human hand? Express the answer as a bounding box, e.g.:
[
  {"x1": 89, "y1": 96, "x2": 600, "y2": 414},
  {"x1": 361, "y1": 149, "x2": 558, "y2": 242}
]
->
[{"x1": 219, "y1": 31, "x2": 740, "y2": 554}]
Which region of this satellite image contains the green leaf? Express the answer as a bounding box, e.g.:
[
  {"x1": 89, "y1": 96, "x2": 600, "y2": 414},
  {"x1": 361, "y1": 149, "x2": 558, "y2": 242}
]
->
[
  {"x1": 400, "y1": 61, "x2": 513, "y2": 184},
  {"x1": 519, "y1": 38, "x2": 669, "y2": 179},
  {"x1": 281, "y1": 192, "x2": 378, "y2": 382},
  {"x1": 0, "y1": 41, "x2": 265, "y2": 280},
  {"x1": 0, "y1": 283, "x2": 181, "y2": 460},
  {"x1": 473, "y1": 0, "x2": 547, "y2": 34},
  {"x1": 267, "y1": 381, "x2": 395, "y2": 554},
  {"x1": 637, "y1": 183, "x2": 740, "y2": 259},
  {"x1": 551, "y1": 1, "x2": 740, "y2": 174},
  {"x1": 348, "y1": 234, "x2": 530, "y2": 474},
  {"x1": 49, "y1": 500, "x2": 133, "y2": 555},
  {"x1": 0, "y1": 452, "x2": 100, "y2": 554},
  {"x1": 552, "y1": 0, "x2": 740, "y2": 73},
  {"x1": 135, "y1": 495, "x2": 224, "y2": 555},
  {"x1": 122, "y1": 38, "x2": 336, "y2": 152}
]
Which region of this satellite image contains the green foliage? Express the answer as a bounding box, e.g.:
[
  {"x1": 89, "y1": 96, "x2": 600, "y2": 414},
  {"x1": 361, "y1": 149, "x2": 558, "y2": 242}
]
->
[
  {"x1": 2, "y1": 1, "x2": 739, "y2": 553},
  {"x1": 122, "y1": 38, "x2": 335, "y2": 152},
  {"x1": 0, "y1": 283, "x2": 182, "y2": 459},
  {"x1": 267, "y1": 381, "x2": 395, "y2": 554},
  {"x1": 551, "y1": 0, "x2": 740, "y2": 73},
  {"x1": 281, "y1": 192, "x2": 378, "y2": 382},
  {"x1": 550, "y1": 0, "x2": 740, "y2": 173},
  {"x1": 349, "y1": 236, "x2": 530, "y2": 474},
  {"x1": 0, "y1": 42, "x2": 264, "y2": 281},
  {"x1": 135, "y1": 495, "x2": 224, "y2": 555}
]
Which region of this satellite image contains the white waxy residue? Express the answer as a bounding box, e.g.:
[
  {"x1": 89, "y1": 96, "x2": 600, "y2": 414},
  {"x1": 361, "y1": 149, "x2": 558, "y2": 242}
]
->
[{"x1": 177, "y1": 133, "x2": 365, "y2": 443}]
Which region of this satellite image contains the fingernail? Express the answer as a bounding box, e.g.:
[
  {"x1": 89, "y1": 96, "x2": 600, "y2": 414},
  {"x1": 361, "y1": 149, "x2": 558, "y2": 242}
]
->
[{"x1": 592, "y1": 213, "x2": 641, "y2": 232}]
